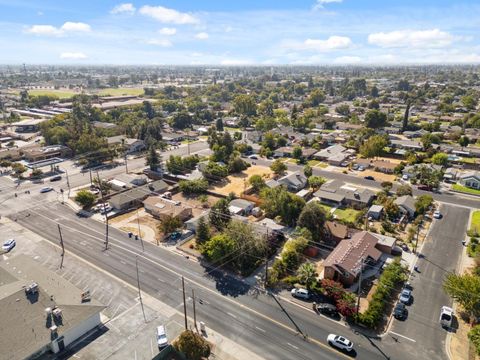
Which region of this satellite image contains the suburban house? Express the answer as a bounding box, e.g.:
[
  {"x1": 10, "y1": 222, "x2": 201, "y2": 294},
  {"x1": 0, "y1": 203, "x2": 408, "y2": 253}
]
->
[
  {"x1": 143, "y1": 196, "x2": 193, "y2": 221},
  {"x1": 108, "y1": 180, "x2": 169, "y2": 210},
  {"x1": 323, "y1": 231, "x2": 396, "y2": 286},
  {"x1": 277, "y1": 171, "x2": 308, "y2": 192},
  {"x1": 367, "y1": 205, "x2": 384, "y2": 220},
  {"x1": 108, "y1": 173, "x2": 148, "y2": 191},
  {"x1": 313, "y1": 144, "x2": 353, "y2": 166},
  {"x1": 0, "y1": 255, "x2": 105, "y2": 359},
  {"x1": 325, "y1": 221, "x2": 349, "y2": 244},
  {"x1": 314, "y1": 180, "x2": 375, "y2": 209},
  {"x1": 228, "y1": 198, "x2": 255, "y2": 216},
  {"x1": 107, "y1": 136, "x2": 146, "y2": 154},
  {"x1": 390, "y1": 139, "x2": 422, "y2": 151},
  {"x1": 443, "y1": 167, "x2": 460, "y2": 182},
  {"x1": 160, "y1": 132, "x2": 184, "y2": 144},
  {"x1": 458, "y1": 171, "x2": 480, "y2": 189},
  {"x1": 273, "y1": 147, "x2": 317, "y2": 159},
  {"x1": 402, "y1": 163, "x2": 443, "y2": 178},
  {"x1": 394, "y1": 195, "x2": 416, "y2": 218}
]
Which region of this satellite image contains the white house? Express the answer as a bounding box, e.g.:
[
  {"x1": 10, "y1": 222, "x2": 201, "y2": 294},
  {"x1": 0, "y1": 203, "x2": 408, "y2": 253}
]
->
[{"x1": 458, "y1": 171, "x2": 480, "y2": 189}]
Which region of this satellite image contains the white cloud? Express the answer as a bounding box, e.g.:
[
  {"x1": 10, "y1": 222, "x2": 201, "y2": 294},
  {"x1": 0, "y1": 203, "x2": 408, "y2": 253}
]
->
[
  {"x1": 60, "y1": 22, "x2": 91, "y2": 32},
  {"x1": 60, "y1": 52, "x2": 87, "y2": 60},
  {"x1": 283, "y1": 36, "x2": 352, "y2": 52},
  {"x1": 368, "y1": 29, "x2": 454, "y2": 48},
  {"x1": 195, "y1": 32, "x2": 209, "y2": 40},
  {"x1": 313, "y1": 0, "x2": 342, "y2": 10},
  {"x1": 145, "y1": 38, "x2": 173, "y2": 47},
  {"x1": 334, "y1": 56, "x2": 362, "y2": 64},
  {"x1": 159, "y1": 27, "x2": 177, "y2": 35},
  {"x1": 25, "y1": 22, "x2": 91, "y2": 36},
  {"x1": 139, "y1": 5, "x2": 198, "y2": 24},
  {"x1": 111, "y1": 3, "x2": 136, "y2": 15}
]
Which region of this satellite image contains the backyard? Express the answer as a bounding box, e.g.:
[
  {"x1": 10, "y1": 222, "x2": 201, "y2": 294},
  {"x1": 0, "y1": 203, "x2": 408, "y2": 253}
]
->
[{"x1": 317, "y1": 203, "x2": 361, "y2": 223}]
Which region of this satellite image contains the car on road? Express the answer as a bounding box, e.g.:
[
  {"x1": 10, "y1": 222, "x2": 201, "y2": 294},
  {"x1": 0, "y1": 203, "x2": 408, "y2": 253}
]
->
[
  {"x1": 393, "y1": 302, "x2": 408, "y2": 320},
  {"x1": 327, "y1": 334, "x2": 353, "y2": 352},
  {"x1": 49, "y1": 175, "x2": 62, "y2": 182},
  {"x1": 291, "y1": 288, "x2": 310, "y2": 300},
  {"x1": 40, "y1": 187, "x2": 53, "y2": 193},
  {"x1": 399, "y1": 288, "x2": 412, "y2": 305},
  {"x1": 248, "y1": 155, "x2": 258, "y2": 160},
  {"x1": 417, "y1": 185, "x2": 433, "y2": 191},
  {"x1": 317, "y1": 303, "x2": 338, "y2": 317},
  {"x1": 433, "y1": 210, "x2": 442, "y2": 219},
  {"x1": 402, "y1": 174, "x2": 409, "y2": 181},
  {"x1": 156, "y1": 325, "x2": 169, "y2": 349},
  {"x1": 2, "y1": 238, "x2": 15, "y2": 252},
  {"x1": 364, "y1": 175, "x2": 375, "y2": 180},
  {"x1": 440, "y1": 306, "x2": 453, "y2": 328}
]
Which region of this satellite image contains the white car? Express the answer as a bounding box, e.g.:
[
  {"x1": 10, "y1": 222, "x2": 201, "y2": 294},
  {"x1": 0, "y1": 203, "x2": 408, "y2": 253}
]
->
[
  {"x1": 402, "y1": 174, "x2": 409, "y2": 181},
  {"x1": 156, "y1": 325, "x2": 168, "y2": 349},
  {"x1": 291, "y1": 288, "x2": 310, "y2": 300},
  {"x1": 2, "y1": 238, "x2": 16, "y2": 252},
  {"x1": 327, "y1": 334, "x2": 353, "y2": 352},
  {"x1": 40, "y1": 187, "x2": 53, "y2": 193},
  {"x1": 440, "y1": 306, "x2": 453, "y2": 328},
  {"x1": 433, "y1": 210, "x2": 442, "y2": 219}
]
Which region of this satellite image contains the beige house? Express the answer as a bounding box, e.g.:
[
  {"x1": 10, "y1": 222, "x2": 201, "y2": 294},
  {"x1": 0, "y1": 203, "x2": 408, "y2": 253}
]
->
[{"x1": 143, "y1": 196, "x2": 192, "y2": 221}]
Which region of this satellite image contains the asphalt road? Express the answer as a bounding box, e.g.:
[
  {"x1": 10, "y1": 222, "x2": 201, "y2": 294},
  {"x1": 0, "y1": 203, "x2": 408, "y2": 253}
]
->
[
  {"x1": 388, "y1": 204, "x2": 469, "y2": 359},
  {"x1": 14, "y1": 202, "x2": 396, "y2": 360}
]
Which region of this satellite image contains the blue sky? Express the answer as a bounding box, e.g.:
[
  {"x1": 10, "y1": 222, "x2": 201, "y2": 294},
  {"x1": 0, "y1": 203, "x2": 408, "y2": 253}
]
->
[{"x1": 0, "y1": 0, "x2": 479, "y2": 65}]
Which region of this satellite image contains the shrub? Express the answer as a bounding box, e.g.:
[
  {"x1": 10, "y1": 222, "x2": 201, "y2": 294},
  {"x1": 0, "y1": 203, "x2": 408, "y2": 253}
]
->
[
  {"x1": 179, "y1": 178, "x2": 209, "y2": 195},
  {"x1": 469, "y1": 325, "x2": 480, "y2": 356},
  {"x1": 173, "y1": 330, "x2": 211, "y2": 360}
]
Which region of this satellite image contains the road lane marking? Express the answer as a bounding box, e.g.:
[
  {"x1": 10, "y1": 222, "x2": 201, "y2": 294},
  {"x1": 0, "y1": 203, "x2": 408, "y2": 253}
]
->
[
  {"x1": 389, "y1": 331, "x2": 416, "y2": 342},
  {"x1": 227, "y1": 312, "x2": 237, "y2": 319},
  {"x1": 287, "y1": 343, "x2": 299, "y2": 350},
  {"x1": 255, "y1": 326, "x2": 266, "y2": 333}
]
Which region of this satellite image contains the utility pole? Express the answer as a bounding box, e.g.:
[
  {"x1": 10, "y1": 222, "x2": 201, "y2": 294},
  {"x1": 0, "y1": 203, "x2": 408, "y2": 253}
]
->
[
  {"x1": 136, "y1": 208, "x2": 144, "y2": 252},
  {"x1": 125, "y1": 153, "x2": 128, "y2": 174},
  {"x1": 264, "y1": 257, "x2": 269, "y2": 289},
  {"x1": 96, "y1": 171, "x2": 109, "y2": 250},
  {"x1": 64, "y1": 169, "x2": 71, "y2": 198},
  {"x1": 89, "y1": 168, "x2": 93, "y2": 187},
  {"x1": 182, "y1": 276, "x2": 188, "y2": 330},
  {"x1": 413, "y1": 224, "x2": 421, "y2": 254},
  {"x1": 58, "y1": 224, "x2": 65, "y2": 269},
  {"x1": 356, "y1": 258, "x2": 365, "y2": 320},
  {"x1": 135, "y1": 257, "x2": 147, "y2": 323},
  {"x1": 192, "y1": 289, "x2": 197, "y2": 331}
]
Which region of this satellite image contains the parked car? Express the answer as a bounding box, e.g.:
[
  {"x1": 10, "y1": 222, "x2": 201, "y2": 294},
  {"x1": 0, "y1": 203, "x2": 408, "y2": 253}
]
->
[
  {"x1": 168, "y1": 231, "x2": 182, "y2": 241},
  {"x1": 417, "y1": 185, "x2": 433, "y2": 191},
  {"x1": 358, "y1": 166, "x2": 365, "y2": 171},
  {"x1": 393, "y1": 302, "x2": 408, "y2": 320},
  {"x1": 156, "y1": 325, "x2": 169, "y2": 349},
  {"x1": 352, "y1": 164, "x2": 359, "y2": 170},
  {"x1": 433, "y1": 210, "x2": 442, "y2": 219},
  {"x1": 2, "y1": 238, "x2": 16, "y2": 252},
  {"x1": 40, "y1": 187, "x2": 53, "y2": 193},
  {"x1": 317, "y1": 303, "x2": 338, "y2": 317},
  {"x1": 399, "y1": 288, "x2": 412, "y2": 305},
  {"x1": 364, "y1": 176, "x2": 375, "y2": 180},
  {"x1": 327, "y1": 334, "x2": 353, "y2": 352},
  {"x1": 248, "y1": 155, "x2": 258, "y2": 160},
  {"x1": 402, "y1": 174, "x2": 409, "y2": 181},
  {"x1": 291, "y1": 288, "x2": 310, "y2": 300},
  {"x1": 440, "y1": 306, "x2": 453, "y2": 328},
  {"x1": 50, "y1": 175, "x2": 62, "y2": 182}
]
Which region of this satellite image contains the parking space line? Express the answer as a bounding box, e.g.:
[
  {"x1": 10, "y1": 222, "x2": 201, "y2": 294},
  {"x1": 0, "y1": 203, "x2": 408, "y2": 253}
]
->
[{"x1": 389, "y1": 331, "x2": 416, "y2": 342}]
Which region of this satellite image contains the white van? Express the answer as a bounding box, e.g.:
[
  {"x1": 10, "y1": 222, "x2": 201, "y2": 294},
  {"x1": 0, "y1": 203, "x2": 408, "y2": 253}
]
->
[{"x1": 156, "y1": 325, "x2": 168, "y2": 349}]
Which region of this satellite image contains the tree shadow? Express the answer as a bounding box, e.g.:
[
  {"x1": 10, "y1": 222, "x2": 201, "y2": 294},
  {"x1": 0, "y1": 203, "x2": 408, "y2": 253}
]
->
[{"x1": 203, "y1": 266, "x2": 251, "y2": 297}]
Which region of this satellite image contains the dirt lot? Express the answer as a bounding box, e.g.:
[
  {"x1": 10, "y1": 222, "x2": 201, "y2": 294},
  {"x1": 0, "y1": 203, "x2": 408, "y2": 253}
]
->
[
  {"x1": 171, "y1": 192, "x2": 222, "y2": 217},
  {"x1": 360, "y1": 169, "x2": 397, "y2": 182},
  {"x1": 210, "y1": 165, "x2": 272, "y2": 196}
]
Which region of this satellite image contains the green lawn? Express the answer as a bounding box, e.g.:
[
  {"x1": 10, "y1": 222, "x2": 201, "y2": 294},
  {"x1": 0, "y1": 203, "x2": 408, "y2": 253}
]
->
[
  {"x1": 333, "y1": 207, "x2": 361, "y2": 223},
  {"x1": 286, "y1": 158, "x2": 298, "y2": 164},
  {"x1": 307, "y1": 159, "x2": 320, "y2": 166},
  {"x1": 318, "y1": 204, "x2": 334, "y2": 214},
  {"x1": 28, "y1": 89, "x2": 77, "y2": 99},
  {"x1": 97, "y1": 87, "x2": 144, "y2": 96},
  {"x1": 470, "y1": 210, "x2": 480, "y2": 235},
  {"x1": 460, "y1": 157, "x2": 477, "y2": 164},
  {"x1": 452, "y1": 184, "x2": 480, "y2": 196}
]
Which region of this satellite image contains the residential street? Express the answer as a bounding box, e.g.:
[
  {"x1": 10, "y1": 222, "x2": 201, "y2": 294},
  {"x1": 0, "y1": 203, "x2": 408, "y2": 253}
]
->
[{"x1": 385, "y1": 204, "x2": 469, "y2": 359}]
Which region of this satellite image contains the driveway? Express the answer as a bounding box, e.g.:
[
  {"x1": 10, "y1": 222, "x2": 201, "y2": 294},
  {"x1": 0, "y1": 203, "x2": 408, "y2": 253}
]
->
[{"x1": 385, "y1": 204, "x2": 469, "y2": 360}]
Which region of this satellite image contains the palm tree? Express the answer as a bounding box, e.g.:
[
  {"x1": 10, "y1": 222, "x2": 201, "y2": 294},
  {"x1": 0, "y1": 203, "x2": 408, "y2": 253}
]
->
[{"x1": 298, "y1": 262, "x2": 318, "y2": 290}]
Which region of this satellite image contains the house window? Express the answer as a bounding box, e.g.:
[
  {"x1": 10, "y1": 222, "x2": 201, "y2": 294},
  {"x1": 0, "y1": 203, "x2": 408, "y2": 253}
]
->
[
  {"x1": 466, "y1": 181, "x2": 472, "y2": 187},
  {"x1": 473, "y1": 182, "x2": 479, "y2": 189}
]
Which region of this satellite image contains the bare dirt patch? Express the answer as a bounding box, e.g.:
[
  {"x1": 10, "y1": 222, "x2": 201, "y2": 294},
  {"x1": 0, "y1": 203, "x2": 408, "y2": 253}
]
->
[{"x1": 210, "y1": 165, "x2": 273, "y2": 196}]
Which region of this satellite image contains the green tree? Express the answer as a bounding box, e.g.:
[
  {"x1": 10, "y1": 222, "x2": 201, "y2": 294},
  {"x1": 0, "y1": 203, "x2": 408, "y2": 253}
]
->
[
  {"x1": 462, "y1": 95, "x2": 477, "y2": 111},
  {"x1": 303, "y1": 164, "x2": 313, "y2": 178},
  {"x1": 261, "y1": 187, "x2": 305, "y2": 226},
  {"x1": 298, "y1": 201, "x2": 327, "y2": 242},
  {"x1": 308, "y1": 89, "x2": 326, "y2": 107},
  {"x1": 270, "y1": 159, "x2": 287, "y2": 176},
  {"x1": 459, "y1": 135, "x2": 470, "y2": 147},
  {"x1": 209, "y1": 198, "x2": 231, "y2": 230},
  {"x1": 178, "y1": 179, "x2": 209, "y2": 195},
  {"x1": 415, "y1": 195, "x2": 433, "y2": 215},
  {"x1": 468, "y1": 325, "x2": 480, "y2": 356},
  {"x1": 396, "y1": 184, "x2": 413, "y2": 196},
  {"x1": 444, "y1": 273, "x2": 480, "y2": 322},
  {"x1": 173, "y1": 330, "x2": 211, "y2": 360},
  {"x1": 215, "y1": 118, "x2": 224, "y2": 131},
  {"x1": 196, "y1": 216, "x2": 210, "y2": 245},
  {"x1": 158, "y1": 215, "x2": 183, "y2": 236},
  {"x1": 248, "y1": 174, "x2": 266, "y2": 193},
  {"x1": 233, "y1": 94, "x2": 257, "y2": 116},
  {"x1": 171, "y1": 110, "x2": 192, "y2": 129},
  {"x1": 75, "y1": 190, "x2": 96, "y2": 208},
  {"x1": 308, "y1": 175, "x2": 326, "y2": 190},
  {"x1": 431, "y1": 152, "x2": 449, "y2": 166},
  {"x1": 202, "y1": 234, "x2": 235, "y2": 263},
  {"x1": 292, "y1": 146, "x2": 303, "y2": 160},
  {"x1": 297, "y1": 262, "x2": 318, "y2": 290},
  {"x1": 11, "y1": 163, "x2": 26, "y2": 177},
  {"x1": 146, "y1": 146, "x2": 160, "y2": 171},
  {"x1": 360, "y1": 135, "x2": 388, "y2": 158},
  {"x1": 365, "y1": 109, "x2": 387, "y2": 129}
]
